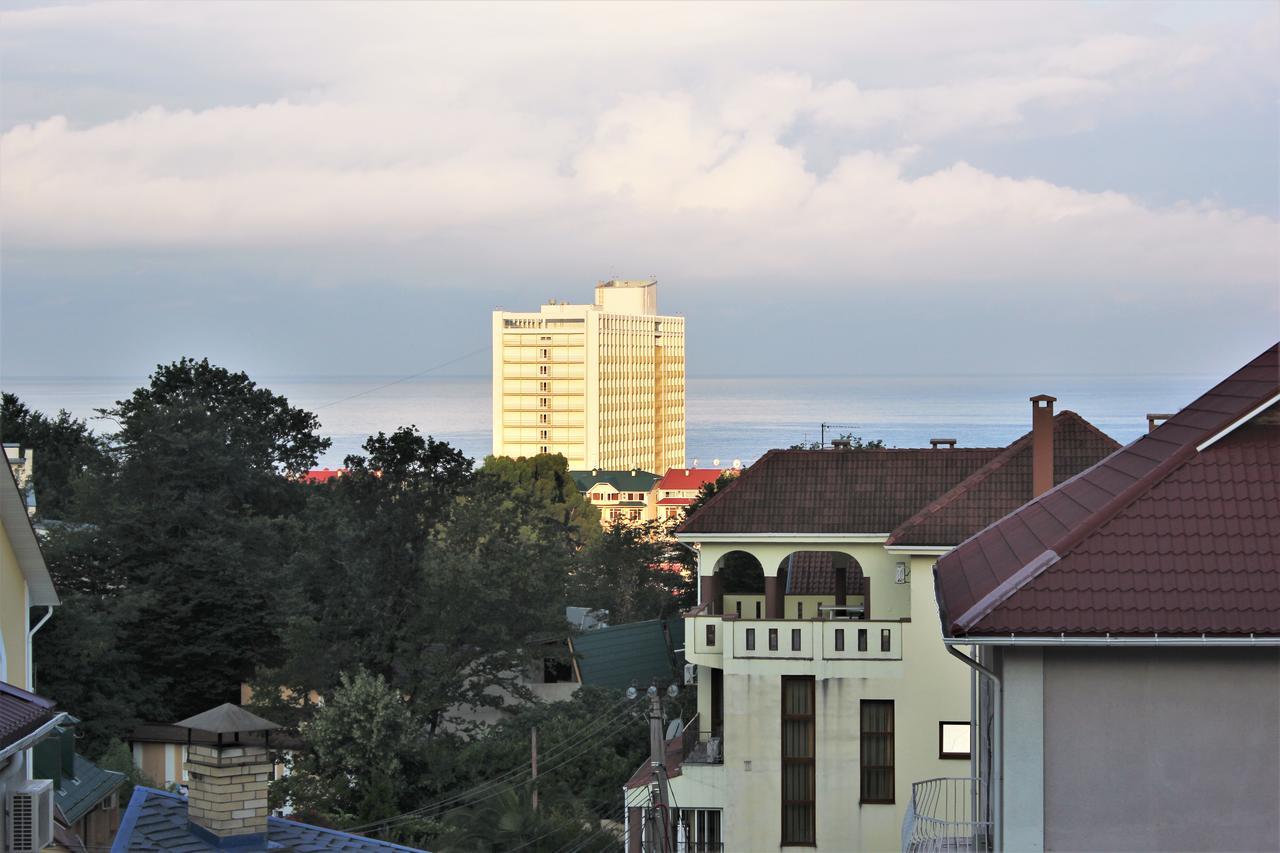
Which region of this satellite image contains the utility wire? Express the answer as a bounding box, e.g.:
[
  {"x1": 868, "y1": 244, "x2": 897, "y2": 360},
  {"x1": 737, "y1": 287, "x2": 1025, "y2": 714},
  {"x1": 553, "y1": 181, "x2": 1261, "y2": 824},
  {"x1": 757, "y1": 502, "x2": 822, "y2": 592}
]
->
[
  {"x1": 366, "y1": 708, "x2": 639, "y2": 833},
  {"x1": 351, "y1": 700, "x2": 642, "y2": 834},
  {"x1": 356, "y1": 699, "x2": 638, "y2": 829},
  {"x1": 314, "y1": 346, "x2": 488, "y2": 410}
]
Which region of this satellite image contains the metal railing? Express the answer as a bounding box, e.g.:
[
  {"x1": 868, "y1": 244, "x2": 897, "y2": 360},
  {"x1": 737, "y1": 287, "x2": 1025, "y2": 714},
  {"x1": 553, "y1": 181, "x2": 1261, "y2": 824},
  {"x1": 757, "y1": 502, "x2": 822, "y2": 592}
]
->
[
  {"x1": 902, "y1": 777, "x2": 992, "y2": 852},
  {"x1": 679, "y1": 713, "x2": 723, "y2": 765}
]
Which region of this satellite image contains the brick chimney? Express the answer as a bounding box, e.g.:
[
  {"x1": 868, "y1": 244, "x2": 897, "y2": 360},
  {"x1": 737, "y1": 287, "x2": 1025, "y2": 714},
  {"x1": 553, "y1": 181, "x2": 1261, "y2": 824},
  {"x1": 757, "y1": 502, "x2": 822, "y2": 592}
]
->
[
  {"x1": 1030, "y1": 395, "x2": 1056, "y2": 497},
  {"x1": 174, "y1": 703, "x2": 280, "y2": 847}
]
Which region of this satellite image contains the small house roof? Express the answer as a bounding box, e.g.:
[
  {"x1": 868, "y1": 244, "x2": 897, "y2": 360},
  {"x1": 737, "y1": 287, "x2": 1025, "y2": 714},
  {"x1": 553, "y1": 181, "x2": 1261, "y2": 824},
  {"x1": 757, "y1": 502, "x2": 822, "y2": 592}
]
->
[
  {"x1": 173, "y1": 703, "x2": 280, "y2": 735},
  {"x1": 0, "y1": 681, "x2": 58, "y2": 755},
  {"x1": 569, "y1": 469, "x2": 661, "y2": 493}
]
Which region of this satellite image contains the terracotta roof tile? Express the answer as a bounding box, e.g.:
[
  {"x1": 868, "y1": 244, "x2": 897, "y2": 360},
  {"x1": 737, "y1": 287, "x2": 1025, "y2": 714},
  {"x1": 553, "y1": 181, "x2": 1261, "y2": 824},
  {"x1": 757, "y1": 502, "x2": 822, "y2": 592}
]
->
[{"x1": 936, "y1": 342, "x2": 1280, "y2": 637}]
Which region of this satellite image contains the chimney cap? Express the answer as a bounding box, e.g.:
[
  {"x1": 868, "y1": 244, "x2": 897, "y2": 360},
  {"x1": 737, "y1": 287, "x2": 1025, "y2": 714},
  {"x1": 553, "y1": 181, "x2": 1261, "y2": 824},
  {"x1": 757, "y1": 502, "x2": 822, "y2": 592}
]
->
[
  {"x1": 174, "y1": 703, "x2": 281, "y2": 736},
  {"x1": 831, "y1": 438, "x2": 852, "y2": 449},
  {"x1": 1030, "y1": 394, "x2": 1057, "y2": 404},
  {"x1": 929, "y1": 438, "x2": 958, "y2": 448}
]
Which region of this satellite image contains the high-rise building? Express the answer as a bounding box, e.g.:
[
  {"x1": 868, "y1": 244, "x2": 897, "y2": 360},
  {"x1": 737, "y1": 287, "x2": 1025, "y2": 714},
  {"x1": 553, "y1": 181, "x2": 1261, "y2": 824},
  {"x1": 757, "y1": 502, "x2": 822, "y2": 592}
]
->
[{"x1": 491, "y1": 279, "x2": 685, "y2": 471}]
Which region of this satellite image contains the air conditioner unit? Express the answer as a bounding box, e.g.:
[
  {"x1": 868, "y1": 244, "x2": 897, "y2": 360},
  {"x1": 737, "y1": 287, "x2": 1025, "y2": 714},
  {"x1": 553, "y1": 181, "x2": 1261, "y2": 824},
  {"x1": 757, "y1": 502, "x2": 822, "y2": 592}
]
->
[
  {"x1": 6, "y1": 779, "x2": 54, "y2": 853},
  {"x1": 683, "y1": 663, "x2": 696, "y2": 685}
]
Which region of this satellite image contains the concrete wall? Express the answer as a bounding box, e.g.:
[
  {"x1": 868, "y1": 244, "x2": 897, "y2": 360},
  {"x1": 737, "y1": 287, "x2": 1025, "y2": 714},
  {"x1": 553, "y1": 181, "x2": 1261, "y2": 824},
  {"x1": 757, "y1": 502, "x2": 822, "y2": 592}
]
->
[{"x1": 1028, "y1": 647, "x2": 1280, "y2": 852}]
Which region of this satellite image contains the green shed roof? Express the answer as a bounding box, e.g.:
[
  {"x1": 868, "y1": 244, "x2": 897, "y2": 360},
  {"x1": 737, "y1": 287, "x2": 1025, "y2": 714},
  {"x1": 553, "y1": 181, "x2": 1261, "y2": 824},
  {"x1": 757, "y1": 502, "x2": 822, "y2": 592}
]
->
[
  {"x1": 571, "y1": 618, "x2": 683, "y2": 691},
  {"x1": 570, "y1": 469, "x2": 661, "y2": 493}
]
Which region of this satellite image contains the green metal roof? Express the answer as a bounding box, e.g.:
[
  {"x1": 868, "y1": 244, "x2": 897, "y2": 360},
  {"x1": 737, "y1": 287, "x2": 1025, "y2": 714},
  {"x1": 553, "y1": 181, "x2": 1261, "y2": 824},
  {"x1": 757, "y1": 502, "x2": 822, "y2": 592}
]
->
[
  {"x1": 54, "y1": 753, "x2": 125, "y2": 824},
  {"x1": 571, "y1": 618, "x2": 683, "y2": 691},
  {"x1": 569, "y1": 469, "x2": 661, "y2": 494}
]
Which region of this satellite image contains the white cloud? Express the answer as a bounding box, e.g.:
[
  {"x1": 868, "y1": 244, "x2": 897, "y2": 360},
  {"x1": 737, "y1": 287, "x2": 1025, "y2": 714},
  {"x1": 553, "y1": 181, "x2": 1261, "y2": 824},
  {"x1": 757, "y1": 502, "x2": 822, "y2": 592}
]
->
[{"x1": 0, "y1": 1, "x2": 1275, "y2": 297}]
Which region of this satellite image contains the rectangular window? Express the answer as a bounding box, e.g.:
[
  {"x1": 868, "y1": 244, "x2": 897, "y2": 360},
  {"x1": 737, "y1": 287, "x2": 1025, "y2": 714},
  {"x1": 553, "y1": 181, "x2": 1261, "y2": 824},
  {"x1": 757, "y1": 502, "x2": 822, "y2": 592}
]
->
[
  {"x1": 860, "y1": 700, "x2": 895, "y2": 804},
  {"x1": 781, "y1": 677, "x2": 816, "y2": 845},
  {"x1": 768, "y1": 628, "x2": 779, "y2": 651},
  {"x1": 791, "y1": 628, "x2": 802, "y2": 652},
  {"x1": 881, "y1": 629, "x2": 892, "y2": 653},
  {"x1": 736, "y1": 601, "x2": 743, "y2": 618},
  {"x1": 755, "y1": 601, "x2": 762, "y2": 619},
  {"x1": 677, "y1": 808, "x2": 723, "y2": 852},
  {"x1": 797, "y1": 601, "x2": 804, "y2": 619},
  {"x1": 834, "y1": 629, "x2": 845, "y2": 652},
  {"x1": 745, "y1": 628, "x2": 756, "y2": 651},
  {"x1": 940, "y1": 722, "x2": 971, "y2": 760},
  {"x1": 629, "y1": 509, "x2": 642, "y2": 520},
  {"x1": 858, "y1": 628, "x2": 868, "y2": 652},
  {"x1": 705, "y1": 624, "x2": 716, "y2": 647}
]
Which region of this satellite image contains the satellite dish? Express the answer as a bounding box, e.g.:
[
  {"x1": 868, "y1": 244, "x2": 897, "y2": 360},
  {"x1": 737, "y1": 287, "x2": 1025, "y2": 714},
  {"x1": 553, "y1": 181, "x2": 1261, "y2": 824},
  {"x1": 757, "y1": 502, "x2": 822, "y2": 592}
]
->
[
  {"x1": 692, "y1": 458, "x2": 699, "y2": 467},
  {"x1": 713, "y1": 458, "x2": 720, "y2": 467},
  {"x1": 732, "y1": 459, "x2": 742, "y2": 469}
]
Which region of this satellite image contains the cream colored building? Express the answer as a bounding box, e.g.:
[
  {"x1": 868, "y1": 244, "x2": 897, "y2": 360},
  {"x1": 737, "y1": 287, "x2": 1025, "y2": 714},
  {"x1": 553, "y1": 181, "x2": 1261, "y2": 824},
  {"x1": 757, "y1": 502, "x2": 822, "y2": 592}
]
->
[
  {"x1": 625, "y1": 401, "x2": 1120, "y2": 852},
  {"x1": 492, "y1": 279, "x2": 685, "y2": 472}
]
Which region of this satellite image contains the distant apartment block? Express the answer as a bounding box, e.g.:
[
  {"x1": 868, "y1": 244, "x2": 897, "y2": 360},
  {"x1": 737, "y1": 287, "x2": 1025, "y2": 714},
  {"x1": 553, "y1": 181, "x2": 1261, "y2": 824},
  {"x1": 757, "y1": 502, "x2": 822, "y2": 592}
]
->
[{"x1": 492, "y1": 279, "x2": 686, "y2": 472}]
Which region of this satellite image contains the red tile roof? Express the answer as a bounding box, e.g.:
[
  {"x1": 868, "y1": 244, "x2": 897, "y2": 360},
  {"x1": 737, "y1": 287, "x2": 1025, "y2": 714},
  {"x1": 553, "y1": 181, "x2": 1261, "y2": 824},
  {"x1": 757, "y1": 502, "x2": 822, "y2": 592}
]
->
[
  {"x1": 936, "y1": 342, "x2": 1280, "y2": 637},
  {"x1": 657, "y1": 497, "x2": 694, "y2": 506},
  {"x1": 301, "y1": 468, "x2": 346, "y2": 484},
  {"x1": 658, "y1": 467, "x2": 729, "y2": 492},
  {"x1": 785, "y1": 551, "x2": 868, "y2": 596},
  {"x1": 0, "y1": 681, "x2": 57, "y2": 753},
  {"x1": 886, "y1": 412, "x2": 1119, "y2": 546},
  {"x1": 678, "y1": 447, "x2": 1005, "y2": 535}
]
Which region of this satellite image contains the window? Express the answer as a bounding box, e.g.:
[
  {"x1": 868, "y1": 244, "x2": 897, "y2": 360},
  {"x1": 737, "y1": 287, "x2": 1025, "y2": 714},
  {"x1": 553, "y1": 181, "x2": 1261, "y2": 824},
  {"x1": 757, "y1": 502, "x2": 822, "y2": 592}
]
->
[
  {"x1": 539, "y1": 397, "x2": 549, "y2": 407},
  {"x1": 858, "y1": 628, "x2": 868, "y2": 652},
  {"x1": 781, "y1": 677, "x2": 816, "y2": 845},
  {"x1": 791, "y1": 629, "x2": 802, "y2": 651},
  {"x1": 755, "y1": 601, "x2": 762, "y2": 619},
  {"x1": 834, "y1": 628, "x2": 845, "y2": 651},
  {"x1": 539, "y1": 429, "x2": 548, "y2": 440},
  {"x1": 735, "y1": 601, "x2": 742, "y2": 618},
  {"x1": 610, "y1": 509, "x2": 622, "y2": 520},
  {"x1": 706, "y1": 624, "x2": 716, "y2": 647},
  {"x1": 768, "y1": 628, "x2": 779, "y2": 651},
  {"x1": 860, "y1": 700, "x2": 895, "y2": 804},
  {"x1": 745, "y1": 628, "x2": 756, "y2": 650},
  {"x1": 539, "y1": 364, "x2": 548, "y2": 375},
  {"x1": 629, "y1": 509, "x2": 642, "y2": 521},
  {"x1": 591, "y1": 492, "x2": 602, "y2": 501},
  {"x1": 540, "y1": 413, "x2": 548, "y2": 424},
  {"x1": 538, "y1": 445, "x2": 548, "y2": 454},
  {"x1": 939, "y1": 722, "x2": 971, "y2": 760},
  {"x1": 677, "y1": 808, "x2": 723, "y2": 852},
  {"x1": 881, "y1": 629, "x2": 892, "y2": 653},
  {"x1": 539, "y1": 381, "x2": 549, "y2": 392},
  {"x1": 797, "y1": 601, "x2": 804, "y2": 619}
]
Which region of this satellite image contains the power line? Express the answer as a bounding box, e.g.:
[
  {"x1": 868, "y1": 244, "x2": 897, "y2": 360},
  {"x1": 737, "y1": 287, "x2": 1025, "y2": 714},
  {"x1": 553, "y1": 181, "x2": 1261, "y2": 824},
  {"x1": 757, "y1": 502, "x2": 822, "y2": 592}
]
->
[
  {"x1": 349, "y1": 699, "x2": 642, "y2": 834},
  {"x1": 314, "y1": 346, "x2": 489, "y2": 410}
]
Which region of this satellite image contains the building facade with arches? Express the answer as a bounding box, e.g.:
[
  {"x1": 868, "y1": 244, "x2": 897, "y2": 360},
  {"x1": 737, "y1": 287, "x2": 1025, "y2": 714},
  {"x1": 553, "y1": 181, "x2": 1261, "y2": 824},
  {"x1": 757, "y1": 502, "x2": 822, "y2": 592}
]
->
[{"x1": 650, "y1": 400, "x2": 1118, "y2": 852}]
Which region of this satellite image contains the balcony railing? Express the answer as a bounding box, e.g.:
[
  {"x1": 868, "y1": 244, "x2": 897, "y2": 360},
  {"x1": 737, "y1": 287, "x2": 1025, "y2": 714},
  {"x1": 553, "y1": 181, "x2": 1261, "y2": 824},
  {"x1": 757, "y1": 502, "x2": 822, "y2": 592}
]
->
[
  {"x1": 679, "y1": 713, "x2": 723, "y2": 766},
  {"x1": 686, "y1": 615, "x2": 903, "y2": 663},
  {"x1": 901, "y1": 777, "x2": 992, "y2": 853}
]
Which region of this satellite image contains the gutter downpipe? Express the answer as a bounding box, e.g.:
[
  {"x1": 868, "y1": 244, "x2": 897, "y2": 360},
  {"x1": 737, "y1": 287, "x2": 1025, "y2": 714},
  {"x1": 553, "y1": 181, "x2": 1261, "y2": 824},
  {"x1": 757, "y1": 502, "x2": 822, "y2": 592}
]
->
[
  {"x1": 945, "y1": 642, "x2": 1001, "y2": 852},
  {"x1": 27, "y1": 605, "x2": 54, "y2": 692}
]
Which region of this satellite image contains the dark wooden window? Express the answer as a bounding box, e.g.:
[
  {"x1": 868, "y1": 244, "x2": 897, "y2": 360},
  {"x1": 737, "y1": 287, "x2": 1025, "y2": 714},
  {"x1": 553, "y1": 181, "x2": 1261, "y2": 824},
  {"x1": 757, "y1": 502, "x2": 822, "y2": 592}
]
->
[
  {"x1": 745, "y1": 628, "x2": 756, "y2": 651},
  {"x1": 834, "y1": 629, "x2": 845, "y2": 652},
  {"x1": 857, "y1": 628, "x2": 868, "y2": 652},
  {"x1": 881, "y1": 629, "x2": 892, "y2": 653},
  {"x1": 736, "y1": 601, "x2": 742, "y2": 618},
  {"x1": 768, "y1": 628, "x2": 779, "y2": 651},
  {"x1": 939, "y1": 721, "x2": 971, "y2": 759},
  {"x1": 797, "y1": 601, "x2": 804, "y2": 619},
  {"x1": 755, "y1": 601, "x2": 762, "y2": 619},
  {"x1": 706, "y1": 624, "x2": 716, "y2": 647},
  {"x1": 860, "y1": 700, "x2": 895, "y2": 804},
  {"x1": 781, "y1": 677, "x2": 816, "y2": 845},
  {"x1": 791, "y1": 629, "x2": 802, "y2": 651}
]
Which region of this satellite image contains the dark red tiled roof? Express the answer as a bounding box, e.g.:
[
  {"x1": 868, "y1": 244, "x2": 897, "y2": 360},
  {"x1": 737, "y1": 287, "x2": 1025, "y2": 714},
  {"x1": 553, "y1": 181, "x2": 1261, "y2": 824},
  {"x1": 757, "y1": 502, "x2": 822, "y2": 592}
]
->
[
  {"x1": 886, "y1": 412, "x2": 1119, "y2": 546},
  {"x1": 677, "y1": 447, "x2": 1005, "y2": 535},
  {"x1": 0, "y1": 681, "x2": 57, "y2": 753},
  {"x1": 937, "y1": 342, "x2": 1280, "y2": 637},
  {"x1": 658, "y1": 467, "x2": 729, "y2": 491},
  {"x1": 785, "y1": 551, "x2": 867, "y2": 596}
]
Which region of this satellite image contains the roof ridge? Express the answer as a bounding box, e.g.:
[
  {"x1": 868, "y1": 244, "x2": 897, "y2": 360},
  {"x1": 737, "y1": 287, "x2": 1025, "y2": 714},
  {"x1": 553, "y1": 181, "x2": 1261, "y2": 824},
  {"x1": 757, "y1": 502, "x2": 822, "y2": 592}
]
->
[
  {"x1": 885, "y1": 411, "x2": 1118, "y2": 546},
  {"x1": 674, "y1": 449, "x2": 774, "y2": 534}
]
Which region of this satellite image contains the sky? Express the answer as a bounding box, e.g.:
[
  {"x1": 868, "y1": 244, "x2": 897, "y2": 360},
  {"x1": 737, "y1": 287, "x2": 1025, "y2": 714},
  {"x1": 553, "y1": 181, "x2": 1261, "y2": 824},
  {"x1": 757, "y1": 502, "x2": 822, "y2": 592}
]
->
[{"x1": 1, "y1": 0, "x2": 1277, "y2": 381}]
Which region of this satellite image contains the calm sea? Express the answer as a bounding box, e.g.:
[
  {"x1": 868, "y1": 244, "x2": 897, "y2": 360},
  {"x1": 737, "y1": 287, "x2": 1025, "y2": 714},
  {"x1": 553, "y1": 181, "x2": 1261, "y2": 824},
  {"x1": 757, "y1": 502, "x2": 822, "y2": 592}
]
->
[{"x1": 1, "y1": 373, "x2": 1213, "y2": 469}]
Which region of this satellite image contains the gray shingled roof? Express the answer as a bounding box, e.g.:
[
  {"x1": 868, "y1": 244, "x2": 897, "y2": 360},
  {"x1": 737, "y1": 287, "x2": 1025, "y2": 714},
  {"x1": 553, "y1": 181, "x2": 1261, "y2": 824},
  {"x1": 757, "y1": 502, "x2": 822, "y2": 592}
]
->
[
  {"x1": 112, "y1": 787, "x2": 426, "y2": 852},
  {"x1": 173, "y1": 703, "x2": 281, "y2": 735}
]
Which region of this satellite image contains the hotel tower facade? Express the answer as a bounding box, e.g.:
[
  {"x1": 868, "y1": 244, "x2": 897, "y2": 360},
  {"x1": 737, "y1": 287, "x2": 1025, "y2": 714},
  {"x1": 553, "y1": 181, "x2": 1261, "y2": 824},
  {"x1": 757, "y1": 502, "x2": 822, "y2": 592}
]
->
[{"x1": 491, "y1": 279, "x2": 685, "y2": 472}]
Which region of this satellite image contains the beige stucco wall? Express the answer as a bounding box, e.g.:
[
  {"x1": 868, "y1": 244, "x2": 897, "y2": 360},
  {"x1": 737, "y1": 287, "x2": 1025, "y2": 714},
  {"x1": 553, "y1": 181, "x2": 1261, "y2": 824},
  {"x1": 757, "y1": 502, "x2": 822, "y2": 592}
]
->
[
  {"x1": 0, "y1": 523, "x2": 29, "y2": 688},
  {"x1": 675, "y1": 546, "x2": 971, "y2": 851}
]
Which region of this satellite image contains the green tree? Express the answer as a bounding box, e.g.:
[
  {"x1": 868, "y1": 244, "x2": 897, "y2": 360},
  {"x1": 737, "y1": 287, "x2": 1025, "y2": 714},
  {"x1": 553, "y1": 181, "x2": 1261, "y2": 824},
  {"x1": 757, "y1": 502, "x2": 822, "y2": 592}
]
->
[
  {"x1": 37, "y1": 358, "x2": 331, "y2": 724},
  {"x1": 281, "y1": 427, "x2": 474, "y2": 697},
  {"x1": 480, "y1": 454, "x2": 600, "y2": 548},
  {"x1": 570, "y1": 522, "x2": 689, "y2": 621},
  {"x1": 276, "y1": 669, "x2": 429, "y2": 825},
  {"x1": 0, "y1": 392, "x2": 106, "y2": 519}
]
